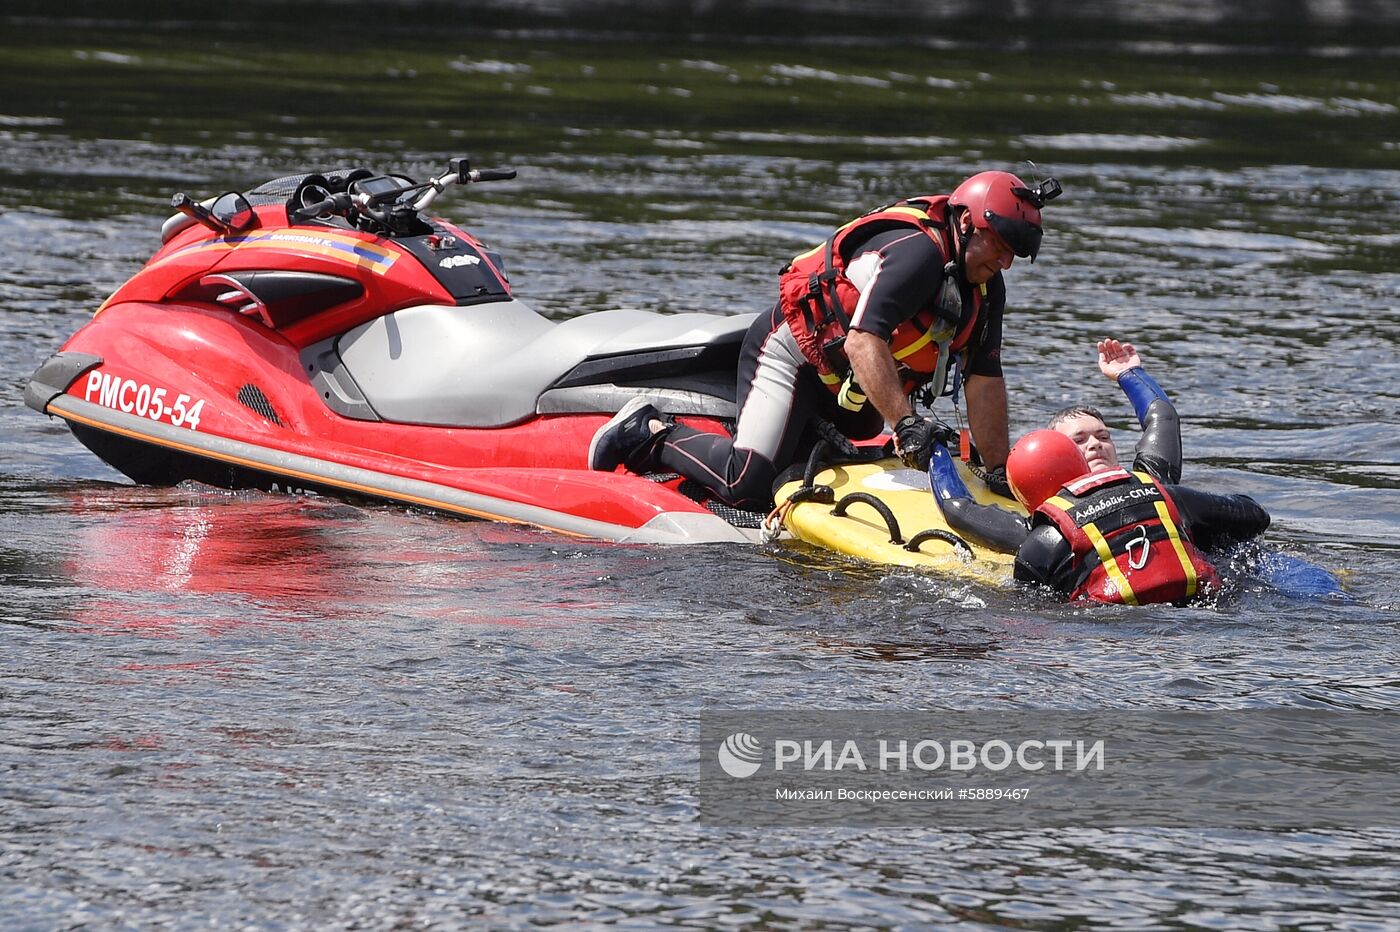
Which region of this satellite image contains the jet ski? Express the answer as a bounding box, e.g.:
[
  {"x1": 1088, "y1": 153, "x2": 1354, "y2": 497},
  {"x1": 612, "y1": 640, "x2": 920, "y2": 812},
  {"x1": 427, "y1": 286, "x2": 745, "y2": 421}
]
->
[{"x1": 25, "y1": 158, "x2": 768, "y2": 544}]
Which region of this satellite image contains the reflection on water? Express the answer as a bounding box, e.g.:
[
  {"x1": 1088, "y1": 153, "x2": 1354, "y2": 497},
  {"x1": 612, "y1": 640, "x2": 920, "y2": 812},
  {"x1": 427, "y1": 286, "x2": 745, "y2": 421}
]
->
[{"x1": 1, "y1": 8, "x2": 1398, "y2": 928}]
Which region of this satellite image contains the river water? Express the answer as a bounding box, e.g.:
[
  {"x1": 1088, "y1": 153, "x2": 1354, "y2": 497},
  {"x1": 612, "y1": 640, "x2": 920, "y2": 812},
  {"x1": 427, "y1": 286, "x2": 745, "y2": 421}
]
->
[{"x1": 2, "y1": 8, "x2": 1399, "y2": 928}]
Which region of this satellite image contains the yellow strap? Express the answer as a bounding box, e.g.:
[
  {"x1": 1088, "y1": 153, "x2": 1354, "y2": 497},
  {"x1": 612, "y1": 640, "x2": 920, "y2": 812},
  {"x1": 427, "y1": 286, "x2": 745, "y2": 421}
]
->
[
  {"x1": 790, "y1": 203, "x2": 946, "y2": 276},
  {"x1": 883, "y1": 205, "x2": 932, "y2": 220},
  {"x1": 884, "y1": 206, "x2": 948, "y2": 256},
  {"x1": 1083, "y1": 521, "x2": 1139, "y2": 606},
  {"x1": 1153, "y1": 500, "x2": 1199, "y2": 598},
  {"x1": 836, "y1": 375, "x2": 867, "y2": 411},
  {"x1": 891, "y1": 323, "x2": 936, "y2": 361},
  {"x1": 819, "y1": 371, "x2": 842, "y2": 385}
]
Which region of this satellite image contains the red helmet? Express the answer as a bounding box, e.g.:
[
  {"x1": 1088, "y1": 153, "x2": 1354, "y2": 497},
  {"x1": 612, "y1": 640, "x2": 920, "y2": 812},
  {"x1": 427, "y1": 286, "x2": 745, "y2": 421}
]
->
[
  {"x1": 1006, "y1": 429, "x2": 1089, "y2": 510},
  {"x1": 949, "y1": 170, "x2": 1058, "y2": 261}
]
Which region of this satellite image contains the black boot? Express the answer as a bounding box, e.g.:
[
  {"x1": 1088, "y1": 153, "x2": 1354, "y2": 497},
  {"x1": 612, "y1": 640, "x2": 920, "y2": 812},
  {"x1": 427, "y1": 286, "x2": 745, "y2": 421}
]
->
[{"x1": 588, "y1": 397, "x2": 665, "y2": 472}]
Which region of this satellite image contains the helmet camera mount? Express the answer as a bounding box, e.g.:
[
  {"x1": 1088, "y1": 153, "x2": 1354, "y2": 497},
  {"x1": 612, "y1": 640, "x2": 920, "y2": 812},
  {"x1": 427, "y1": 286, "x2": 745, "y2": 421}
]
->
[
  {"x1": 1014, "y1": 159, "x2": 1064, "y2": 210},
  {"x1": 1011, "y1": 178, "x2": 1063, "y2": 210}
]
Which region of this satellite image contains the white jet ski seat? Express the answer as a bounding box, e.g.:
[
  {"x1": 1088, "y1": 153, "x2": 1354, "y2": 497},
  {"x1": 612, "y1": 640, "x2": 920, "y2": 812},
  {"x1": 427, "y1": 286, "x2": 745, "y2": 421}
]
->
[{"x1": 331, "y1": 297, "x2": 755, "y2": 427}]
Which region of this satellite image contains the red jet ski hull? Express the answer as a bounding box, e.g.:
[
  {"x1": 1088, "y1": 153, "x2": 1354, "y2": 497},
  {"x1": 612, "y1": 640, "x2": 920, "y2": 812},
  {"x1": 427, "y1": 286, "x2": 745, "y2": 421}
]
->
[{"x1": 32, "y1": 302, "x2": 756, "y2": 544}]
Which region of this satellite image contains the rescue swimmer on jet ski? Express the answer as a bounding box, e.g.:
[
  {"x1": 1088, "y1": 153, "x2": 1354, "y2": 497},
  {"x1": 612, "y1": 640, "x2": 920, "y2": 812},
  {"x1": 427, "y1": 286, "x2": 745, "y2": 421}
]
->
[{"x1": 586, "y1": 168, "x2": 1064, "y2": 508}]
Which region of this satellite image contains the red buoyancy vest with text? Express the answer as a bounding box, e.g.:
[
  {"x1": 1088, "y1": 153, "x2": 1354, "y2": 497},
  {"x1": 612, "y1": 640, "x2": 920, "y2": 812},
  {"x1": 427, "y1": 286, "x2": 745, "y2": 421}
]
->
[
  {"x1": 777, "y1": 196, "x2": 983, "y2": 394},
  {"x1": 1033, "y1": 468, "x2": 1220, "y2": 605}
]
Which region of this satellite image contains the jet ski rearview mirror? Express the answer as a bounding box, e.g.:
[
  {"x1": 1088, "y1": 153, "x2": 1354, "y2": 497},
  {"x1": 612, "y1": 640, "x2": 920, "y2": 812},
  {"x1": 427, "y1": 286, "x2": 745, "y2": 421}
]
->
[
  {"x1": 211, "y1": 192, "x2": 256, "y2": 233},
  {"x1": 171, "y1": 192, "x2": 233, "y2": 236}
]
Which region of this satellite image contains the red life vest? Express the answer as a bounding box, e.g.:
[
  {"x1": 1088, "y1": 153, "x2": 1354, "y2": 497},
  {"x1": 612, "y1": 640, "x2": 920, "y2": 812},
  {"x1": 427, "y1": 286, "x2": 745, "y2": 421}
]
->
[
  {"x1": 1033, "y1": 468, "x2": 1220, "y2": 606},
  {"x1": 777, "y1": 196, "x2": 984, "y2": 398}
]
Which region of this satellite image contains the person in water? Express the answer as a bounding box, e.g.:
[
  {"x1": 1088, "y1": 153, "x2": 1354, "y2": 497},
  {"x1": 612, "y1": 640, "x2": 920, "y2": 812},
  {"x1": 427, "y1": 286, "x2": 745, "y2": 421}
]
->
[
  {"x1": 588, "y1": 170, "x2": 1063, "y2": 507},
  {"x1": 930, "y1": 339, "x2": 1271, "y2": 605}
]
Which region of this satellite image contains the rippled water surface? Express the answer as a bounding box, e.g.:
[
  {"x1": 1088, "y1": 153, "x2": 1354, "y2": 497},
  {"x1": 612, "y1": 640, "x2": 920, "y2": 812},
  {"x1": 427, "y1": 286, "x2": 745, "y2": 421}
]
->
[{"x1": 2, "y1": 7, "x2": 1399, "y2": 928}]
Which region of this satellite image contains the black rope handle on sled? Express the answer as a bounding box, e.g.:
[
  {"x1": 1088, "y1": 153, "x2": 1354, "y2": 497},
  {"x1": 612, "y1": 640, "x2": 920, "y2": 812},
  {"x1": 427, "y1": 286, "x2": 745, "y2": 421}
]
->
[
  {"x1": 761, "y1": 439, "x2": 836, "y2": 541},
  {"x1": 904, "y1": 528, "x2": 975, "y2": 560},
  {"x1": 766, "y1": 419, "x2": 934, "y2": 543},
  {"x1": 796, "y1": 440, "x2": 836, "y2": 504},
  {"x1": 829, "y1": 494, "x2": 975, "y2": 559},
  {"x1": 831, "y1": 492, "x2": 904, "y2": 545}
]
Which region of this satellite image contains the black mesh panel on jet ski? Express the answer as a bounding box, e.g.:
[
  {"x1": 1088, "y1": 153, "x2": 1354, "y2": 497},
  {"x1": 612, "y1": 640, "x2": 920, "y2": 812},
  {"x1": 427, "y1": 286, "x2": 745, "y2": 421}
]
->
[
  {"x1": 701, "y1": 497, "x2": 767, "y2": 529},
  {"x1": 237, "y1": 384, "x2": 284, "y2": 426},
  {"x1": 244, "y1": 167, "x2": 370, "y2": 206},
  {"x1": 644, "y1": 472, "x2": 767, "y2": 529},
  {"x1": 685, "y1": 483, "x2": 766, "y2": 529},
  {"x1": 246, "y1": 172, "x2": 320, "y2": 205}
]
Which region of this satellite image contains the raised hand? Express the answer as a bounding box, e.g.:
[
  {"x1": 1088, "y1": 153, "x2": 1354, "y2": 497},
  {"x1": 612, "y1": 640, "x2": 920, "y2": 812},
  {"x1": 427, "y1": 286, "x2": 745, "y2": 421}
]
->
[{"x1": 1097, "y1": 338, "x2": 1142, "y2": 380}]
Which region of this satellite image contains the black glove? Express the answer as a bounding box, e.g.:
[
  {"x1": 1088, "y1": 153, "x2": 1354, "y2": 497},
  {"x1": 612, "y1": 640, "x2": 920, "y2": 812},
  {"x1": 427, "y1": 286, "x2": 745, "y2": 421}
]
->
[
  {"x1": 983, "y1": 464, "x2": 1011, "y2": 498},
  {"x1": 894, "y1": 415, "x2": 934, "y2": 470}
]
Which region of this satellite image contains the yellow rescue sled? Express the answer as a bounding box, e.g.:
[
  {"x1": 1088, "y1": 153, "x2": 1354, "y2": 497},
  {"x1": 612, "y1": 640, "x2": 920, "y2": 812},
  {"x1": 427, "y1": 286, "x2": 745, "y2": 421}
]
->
[{"x1": 774, "y1": 456, "x2": 1025, "y2": 586}]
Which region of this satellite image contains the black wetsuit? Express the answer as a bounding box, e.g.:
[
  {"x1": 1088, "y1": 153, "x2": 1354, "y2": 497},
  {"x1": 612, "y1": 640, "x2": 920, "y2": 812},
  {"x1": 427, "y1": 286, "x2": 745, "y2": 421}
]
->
[
  {"x1": 653, "y1": 226, "x2": 1005, "y2": 508},
  {"x1": 931, "y1": 370, "x2": 1270, "y2": 598}
]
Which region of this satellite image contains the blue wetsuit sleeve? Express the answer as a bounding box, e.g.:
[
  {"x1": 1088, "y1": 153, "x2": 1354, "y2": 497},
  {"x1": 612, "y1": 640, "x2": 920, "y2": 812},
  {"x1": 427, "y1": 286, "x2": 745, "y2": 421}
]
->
[
  {"x1": 929, "y1": 442, "x2": 973, "y2": 501},
  {"x1": 929, "y1": 443, "x2": 1030, "y2": 553},
  {"x1": 1118, "y1": 366, "x2": 1169, "y2": 428},
  {"x1": 1120, "y1": 365, "x2": 1181, "y2": 483}
]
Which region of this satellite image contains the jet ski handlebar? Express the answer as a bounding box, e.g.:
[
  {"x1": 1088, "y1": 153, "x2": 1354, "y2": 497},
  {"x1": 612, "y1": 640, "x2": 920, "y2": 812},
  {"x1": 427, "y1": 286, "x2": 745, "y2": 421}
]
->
[
  {"x1": 412, "y1": 159, "x2": 517, "y2": 212},
  {"x1": 290, "y1": 191, "x2": 355, "y2": 222},
  {"x1": 288, "y1": 157, "x2": 517, "y2": 225}
]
